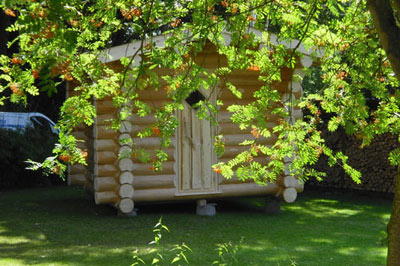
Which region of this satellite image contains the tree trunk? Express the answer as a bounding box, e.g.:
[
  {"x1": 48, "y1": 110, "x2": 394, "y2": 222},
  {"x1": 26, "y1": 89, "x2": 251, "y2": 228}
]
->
[
  {"x1": 387, "y1": 168, "x2": 400, "y2": 266},
  {"x1": 367, "y1": 0, "x2": 400, "y2": 81},
  {"x1": 366, "y1": 1, "x2": 400, "y2": 264}
]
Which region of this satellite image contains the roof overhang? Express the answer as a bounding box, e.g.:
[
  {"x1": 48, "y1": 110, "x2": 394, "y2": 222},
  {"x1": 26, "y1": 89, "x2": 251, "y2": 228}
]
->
[{"x1": 100, "y1": 29, "x2": 314, "y2": 68}]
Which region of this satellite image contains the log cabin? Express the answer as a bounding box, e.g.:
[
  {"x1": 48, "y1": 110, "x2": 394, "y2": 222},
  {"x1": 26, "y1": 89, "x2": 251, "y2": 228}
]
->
[{"x1": 67, "y1": 31, "x2": 313, "y2": 216}]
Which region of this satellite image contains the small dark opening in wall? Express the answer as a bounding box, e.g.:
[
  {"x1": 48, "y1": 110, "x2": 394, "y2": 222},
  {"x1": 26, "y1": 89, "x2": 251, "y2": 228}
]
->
[{"x1": 185, "y1": 90, "x2": 206, "y2": 109}]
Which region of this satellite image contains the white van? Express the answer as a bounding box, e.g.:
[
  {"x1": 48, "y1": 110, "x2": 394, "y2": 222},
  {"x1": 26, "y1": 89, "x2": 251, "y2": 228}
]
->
[{"x1": 0, "y1": 112, "x2": 59, "y2": 135}]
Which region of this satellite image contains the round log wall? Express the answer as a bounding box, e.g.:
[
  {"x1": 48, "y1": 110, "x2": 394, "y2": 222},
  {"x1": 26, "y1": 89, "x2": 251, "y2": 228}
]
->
[
  {"x1": 67, "y1": 40, "x2": 315, "y2": 214},
  {"x1": 307, "y1": 127, "x2": 398, "y2": 194}
]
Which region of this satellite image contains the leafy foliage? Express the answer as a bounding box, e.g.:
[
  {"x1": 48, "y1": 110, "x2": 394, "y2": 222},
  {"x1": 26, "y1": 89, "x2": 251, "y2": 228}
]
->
[
  {"x1": 0, "y1": 0, "x2": 399, "y2": 187},
  {"x1": 0, "y1": 127, "x2": 62, "y2": 188},
  {"x1": 131, "y1": 217, "x2": 192, "y2": 265}
]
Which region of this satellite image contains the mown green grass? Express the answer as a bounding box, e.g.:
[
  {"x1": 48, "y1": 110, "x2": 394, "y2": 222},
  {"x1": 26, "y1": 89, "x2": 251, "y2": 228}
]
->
[{"x1": 0, "y1": 186, "x2": 391, "y2": 265}]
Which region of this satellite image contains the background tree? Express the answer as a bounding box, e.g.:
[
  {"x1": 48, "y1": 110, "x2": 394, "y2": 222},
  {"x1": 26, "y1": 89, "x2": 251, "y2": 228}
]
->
[{"x1": 1, "y1": 0, "x2": 399, "y2": 264}]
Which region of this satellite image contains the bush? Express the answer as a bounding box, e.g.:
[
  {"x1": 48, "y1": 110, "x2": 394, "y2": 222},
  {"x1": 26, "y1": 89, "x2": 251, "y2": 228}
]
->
[{"x1": 0, "y1": 128, "x2": 65, "y2": 189}]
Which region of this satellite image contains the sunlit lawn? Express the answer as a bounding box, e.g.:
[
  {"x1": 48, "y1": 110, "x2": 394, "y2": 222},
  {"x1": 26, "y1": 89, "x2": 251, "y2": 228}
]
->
[{"x1": 0, "y1": 186, "x2": 391, "y2": 265}]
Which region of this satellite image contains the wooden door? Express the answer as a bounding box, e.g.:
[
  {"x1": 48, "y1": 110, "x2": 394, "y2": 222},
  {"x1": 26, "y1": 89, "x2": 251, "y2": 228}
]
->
[{"x1": 178, "y1": 91, "x2": 218, "y2": 194}]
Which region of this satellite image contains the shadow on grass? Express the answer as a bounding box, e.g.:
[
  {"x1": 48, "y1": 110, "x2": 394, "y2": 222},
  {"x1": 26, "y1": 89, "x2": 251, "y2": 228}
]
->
[{"x1": 0, "y1": 187, "x2": 391, "y2": 265}]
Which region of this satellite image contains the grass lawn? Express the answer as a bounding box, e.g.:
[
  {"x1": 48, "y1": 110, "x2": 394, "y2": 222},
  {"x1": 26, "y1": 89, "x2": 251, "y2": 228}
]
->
[{"x1": 0, "y1": 186, "x2": 391, "y2": 266}]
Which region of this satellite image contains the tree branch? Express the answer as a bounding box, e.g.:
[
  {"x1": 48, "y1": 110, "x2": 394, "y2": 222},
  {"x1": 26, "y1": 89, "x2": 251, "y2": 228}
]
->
[{"x1": 367, "y1": 0, "x2": 400, "y2": 80}]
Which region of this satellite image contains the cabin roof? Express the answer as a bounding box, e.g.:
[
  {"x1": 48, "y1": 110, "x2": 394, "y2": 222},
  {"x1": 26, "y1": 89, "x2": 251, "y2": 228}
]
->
[{"x1": 101, "y1": 30, "x2": 314, "y2": 69}]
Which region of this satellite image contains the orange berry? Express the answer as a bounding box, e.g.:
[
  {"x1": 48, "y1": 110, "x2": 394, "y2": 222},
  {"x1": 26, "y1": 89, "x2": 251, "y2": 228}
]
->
[
  {"x1": 38, "y1": 9, "x2": 45, "y2": 18},
  {"x1": 121, "y1": 9, "x2": 132, "y2": 20},
  {"x1": 213, "y1": 166, "x2": 222, "y2": 174},
  {"x1": 251, "y1": 127, "x2": 261, "y2": 138},
  {"x1": 5, "y1": 9, "x2": 16, "y2": 17},
  {"x1": 171, "y1": 18, "x2": 181, "y2": 28},
  {"x1": 32, "y1": 69, "x2": 40, "y2": 79},
  {"x1": 51, "y1": 165, "x2": 61, "y2": 175},
  {"x1": 63, "y1": 72, "x2": 73, "y2": 81},
  {"x1": 59, "y1": 154, "x2": 71, "y2": 163},
  {"x1": 383, "y1": 61, "x2": 390, "y2": 68},
  {"x1": 232, "y1": 3, "x2": 238, "y2": 14},
  {"x1": 221, "y1": 0, "x2": 229, "y2": 8},
  {"x1": 152, "y1": 126, "x2": 161, "y2": 136},
  {"x1": 11, "y1": 57, "x2": 23, "y2": 65},
  {"x1": 132, "y1": 8, "x2": 142, "y2": 17},
  {"x1": 81, "y1": 150, "x2": 88, "y2": 158},
  {"x1": 10, "y1": 83, "x2": 23, "y2": 95},
  {"x1": 248, "y1": 65, "x2": 260, "y2": 71}
]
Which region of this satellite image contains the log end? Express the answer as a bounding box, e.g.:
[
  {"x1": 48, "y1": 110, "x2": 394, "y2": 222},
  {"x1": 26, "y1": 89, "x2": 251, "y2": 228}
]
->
[{"x1": 119, "y1": 198, "x2": 135, "y2": 213}]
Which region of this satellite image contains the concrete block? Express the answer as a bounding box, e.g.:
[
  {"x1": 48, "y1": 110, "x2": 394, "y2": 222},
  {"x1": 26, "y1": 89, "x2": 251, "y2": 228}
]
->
[{"x1": 196, "y1": 203, "x2": 216, "y2": 216}]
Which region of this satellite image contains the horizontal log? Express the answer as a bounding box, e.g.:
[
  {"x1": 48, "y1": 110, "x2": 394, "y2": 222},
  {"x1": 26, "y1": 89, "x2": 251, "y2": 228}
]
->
[
  {"x1": 96, "y1": 100, "x2": 117, "y2": 114},
  {"x1": 225, "y1": 77, "x2": 291, "y2": 92},
  {"x1": 94, "y1": 177, "x2": 118, "y2": 192},
  {"x1": 96, "y1": 125, "x2": 117, "y2": 139},
  {"x1": 137, "y1": 89, "x2": 169, "y2": 100},
  {"x1": 68, "y1": 164, "x2": 86, "y2": 175},
  {"x1": 131, "y1": 148, "x2": 176, "y2": 163},
  {"x1": 133, "y1": 188, "x2": 176, "y2": 202},
  {"x1": 133, "y1": 183, "x2": 291, "y2": 202},
  {"x1": 73, "y1": 123, "x2": 92, "y2": 132},
  {"x1": 219, "y1": 145, "x2": 252, "y2": 159},
  {"x1": 96, "y1": 114, "x2": 115, "y2": 126},
  {"x1": 223, "y1": 133, "x2": 277, "y2": 146},
  {"x1": 218, "y1": 87, "x2": 257, "y2": 100},
  {"x1": 220, "y1": 182, "x2": 280, "y2": 197},
  {"x1": 218, "y1": 122, "x2": 276, "y2": 135},
  {"x1": 193, "y1": 54, "x2": 228, "y2": 68},
  {"x1": 132, "y1": 161, "x2": 176, "y2": 176},
  {"x1": 97, "y1": 151, "x2": 118, "y2": 165},
  {"x1": 76, "y1": 142, "x2": 91, "y2": 151},
  {"x1": 132, "y1": 99, "x2": 170, "y2": 110},
  {"x1": 133, "y1": 174, "x2": 176, "y2": 189},
  {"x1": 68, "y1": 174, "x2": 88, "y2": 186},
  {"x1": 129, "y1": 115, "x2": 157, "y2": 125},
  {"x1": 218, "y1": 111, "x2": 282, "y2": 123},
  {"x1": 133, "y1": 137, "x2": 176, "y2": 148},
  {"x1": 94, "y1": 191, "x2": 119, "y2": 205},
  {"x1": 95, "y1": 164, "x2": 119, "y2": 177},
  {"x1": 218, "y1": 176, "x2": 255, "y2": 185},
  {"x1": 71, "y1": 131, "x2": 90, "y2": 141},
  {"x1": 218, "y1": 99, "x2": 253, "y2": 110},
  {"x1": 218, "y1": 156, "x2": 269, "y2": 164},
  {"x1": 95, "y1": 139, "x2": 118, "y2": 152}
]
